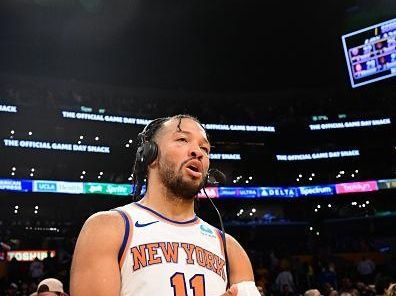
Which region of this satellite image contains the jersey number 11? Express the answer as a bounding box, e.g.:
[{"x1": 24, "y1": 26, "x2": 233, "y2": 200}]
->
[{"x1": 170, "y1": 272, "x2": 205, "y2": 296}]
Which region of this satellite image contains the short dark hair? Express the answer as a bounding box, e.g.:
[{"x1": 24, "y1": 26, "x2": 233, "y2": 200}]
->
[{"x1": 131, "y1": 114, "x2": 207, "y2": 199}]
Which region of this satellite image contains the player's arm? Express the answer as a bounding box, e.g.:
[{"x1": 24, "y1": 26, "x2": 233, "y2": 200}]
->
[
  {"x1": 225, "y1": 234, "x2": 261, "y2": 295},
  {"x1": 226, "y1": 234, "x2": 254, "y2": 285},
  {"x1": 70, "y1": 211, "x2": 124, "y2": 296}
]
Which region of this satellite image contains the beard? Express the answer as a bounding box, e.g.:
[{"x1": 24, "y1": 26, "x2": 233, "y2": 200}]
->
[{"x1": 158, "y1": 157, "x2": 205, "y2": 200}]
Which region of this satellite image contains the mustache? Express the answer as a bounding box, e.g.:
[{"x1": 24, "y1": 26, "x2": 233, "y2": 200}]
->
[{"x1": 179, "y1": 157, "x2": 206, "y2": 175}]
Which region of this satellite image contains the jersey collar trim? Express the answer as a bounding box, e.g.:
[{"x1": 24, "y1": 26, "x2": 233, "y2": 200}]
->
[{"x1": 134, "y1": 203, "x2": 199, "y2": 225}]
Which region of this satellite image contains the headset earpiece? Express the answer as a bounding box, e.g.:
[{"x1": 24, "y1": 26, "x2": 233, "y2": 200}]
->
[{"x1": 136, "y1": 141, "x2": 158, "y2": 167}]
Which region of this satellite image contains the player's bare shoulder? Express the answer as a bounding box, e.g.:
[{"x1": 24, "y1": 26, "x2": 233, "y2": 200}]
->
[
  {"x1": 71, "y1": 210, "x2": 126, "y2": 273},
  {"x1": 76, "y1": 210, "x2": 125, "y2": 250}
]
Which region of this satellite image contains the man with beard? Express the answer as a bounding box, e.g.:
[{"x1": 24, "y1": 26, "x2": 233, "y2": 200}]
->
[{"x1": 70, "y1": 115, "x2": 260, "y2": 296}]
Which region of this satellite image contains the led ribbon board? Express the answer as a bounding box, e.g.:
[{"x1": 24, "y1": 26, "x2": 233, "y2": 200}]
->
[
  {"x1": 309, "y1": 118, "x2": 391, "y2": 130},
  {"x1": 0, "y1": 104, "x2": 17, "y2": 113},
  {"x1": 276, "y1": 150, "x2": 360, "y2": 161},
  {"x1": 61, "y1": 111, "x2": 276, "y2": 133},
  {"x1": 0, "y1": 178, "x2": 387, "y2": 197},
  {"x1": 3, "y1": 139, "x2": 110, "y2": 154}
]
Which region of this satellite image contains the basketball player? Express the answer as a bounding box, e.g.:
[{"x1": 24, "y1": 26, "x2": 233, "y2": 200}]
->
[{"x1": 70, "y1": 115, "x2": 260, "y2": 295}]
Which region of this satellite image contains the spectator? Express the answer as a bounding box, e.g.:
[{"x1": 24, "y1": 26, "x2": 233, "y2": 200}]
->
[
  {"x1": 357, "y1": 257, "x2": 375, "y2": 284},
  {"x1": 386, "y1": 284, "x2": 396, "y2": 296},
  {"x1": 305, "y1": 289, "x2": 321, "y2": 296},
  {"x1": 32, "y1": 278, "x2": 69, "y2": 296},
  {"x1": 29, "y1": 258, "x2": 44, "y2": 281},
  {"x1": 275, "y1": 266, "x2": 295, "y2": 294}
]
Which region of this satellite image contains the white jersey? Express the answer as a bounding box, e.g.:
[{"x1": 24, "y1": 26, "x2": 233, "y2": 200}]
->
[{"x1": 114, "y1": 202, "x2": 227, "y2": 296}]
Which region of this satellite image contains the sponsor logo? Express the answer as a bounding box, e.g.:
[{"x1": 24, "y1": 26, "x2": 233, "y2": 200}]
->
[
  {"x1": 0, "y1": 179, "x2": 23, "y2": 191},
  {"x1": 200, "y1": 224, "x2": 216, "y2": 238},
  {"x1": 7, "y1": 250, "x2": 56, "y2": 262},
  {"x1": 197, "y1": 187, "x2": 219, "y2": 198},
  {"x1": 336, "y1": 181, "x2": 378, "y2": 194},
  {"x1": 57, "y1": 182, "x2": 83, "y2": 194},
  {"x1": 299, "y1": 185, "x2": 335, "y2": 196},
  {"x1": 34, "y1": 181, "x2": 57, "y2": 192},
  {"x1": 377, "y1": 179, "x2": 396, "y2": 190},
  {"x1": 260, "y1": 187, "x2": 299, "y2": 198},
  {"x1": 134, "y1": 221, "x2": 159, "y2": 228}
]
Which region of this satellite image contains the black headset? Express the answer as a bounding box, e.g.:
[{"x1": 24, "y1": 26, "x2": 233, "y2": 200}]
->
[{"x1": 135, "y1": 118, "x2": 169, "y2": 169}]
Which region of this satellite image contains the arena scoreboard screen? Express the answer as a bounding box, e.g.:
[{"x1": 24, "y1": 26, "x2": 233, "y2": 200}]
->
[{"x1": 342, "y1": 18, "x2": 396, "y2": 88}]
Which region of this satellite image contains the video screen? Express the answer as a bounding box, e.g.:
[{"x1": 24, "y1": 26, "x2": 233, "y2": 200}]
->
[{"x1": 342, "y1": 18, "x2": 396, "y2": 88}]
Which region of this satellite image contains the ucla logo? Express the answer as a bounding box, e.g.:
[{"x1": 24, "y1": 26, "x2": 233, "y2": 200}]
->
[{"x1": 200, "y1": 224, "x2": 215, "y2": 238}]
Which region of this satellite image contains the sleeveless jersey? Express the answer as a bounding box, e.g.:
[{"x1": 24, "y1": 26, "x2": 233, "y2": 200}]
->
[{"x1": 114, "y1": 202, "x2": 227, "y2": 296}]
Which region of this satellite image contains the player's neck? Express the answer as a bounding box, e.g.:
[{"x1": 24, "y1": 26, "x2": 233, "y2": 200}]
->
[{"x1": 139, "y1": 185, "x2": 196, "y2": 222}]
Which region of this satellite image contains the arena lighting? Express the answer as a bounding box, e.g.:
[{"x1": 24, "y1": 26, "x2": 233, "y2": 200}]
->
[
  {"x1": 252, "y1": 208, "x2": 256, "y2": 213},
  {"x1": 35, "y1": 206, "x2": 38, "y2": 209},
  {"x1": 125, "y1": 144, "x2": 130, "y2": 148},
  {"x1": 31, "y1": 168, "x2": 35, "y2": 172},
  {"x1": 317, "y1": 205, "x2": 321, "y2": 209},
  {"x1": 309, "y1": 227, "x2": 313, "y2": 231},
  {"x1": 28, "y1": 131, "x2": 32, "y2": 136},
  {"x1": 79, "y1": 135, "x2": 84, "y2": 140},
  {"x1": 328, "y1": 204, "x2": 332, "y2": 208},
  {"x1": 80, "y1": 176, "x2": 84, "y2": 180},
  {"x1": 14, "y1": 206, "x2": 18, "y2": 209},
  {"x1": 366, "y1": 201, "x2": 370, "y2": 204},
  {"x1": 316, "y1": 232, "x2": 320, "y2": 236},
  {"x1": 351, "y1": 174, "x2": 355, "y2": 177},
  {"x1": 299, "y1": 174, "x2": 302, "y2": 178},
  {"x1": 249, "y1": 213, "x2": 253, "y2": 216},
  {"x1": 10, "y1": 130, "x2": 15, "y2": 134},
  {"x1": 128, "y1": 177, "x2": 133, "y2": 181},
  {"x1": 77, "y1": 141, "x2": 82, "y2": 144},
  {"x1": 12, "y1": 167, "x2": 16, "y2": 171},
  {"x1": 97, "y1": 176, "x2": 101, "y2": 179},
  {"x1": 29, "y1": 173, "x2": 34, "y2": 177},
  {"x1": 309, "y1": 177, "x2": 313, "y2": 181},
  {"x1": 95, "y1": 136, "x2": 99, "y2": 141},
  {"x1": 296, "y1": 178, "x2": 300, "y2": 182},
  {"x1": 14, "y1": 210, "x2": 17, "y2": 214},
  {"x1": 314, "y1": 209, "x2": 318, "y2": 212},
  {"x1": 11, "y1": 172, "x2": 15, "y2": 176},
  {"x1": 128, "y1": 139, "x2": 133, "y2": 143},
  {"x1": 99, "y1": 171, "x2": 103, "y2": 175}
]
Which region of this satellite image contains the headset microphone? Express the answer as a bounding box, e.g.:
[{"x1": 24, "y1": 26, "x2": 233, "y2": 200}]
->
[{"x1": 202, "y1": 168, "x2": 230, "y2": 289}]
